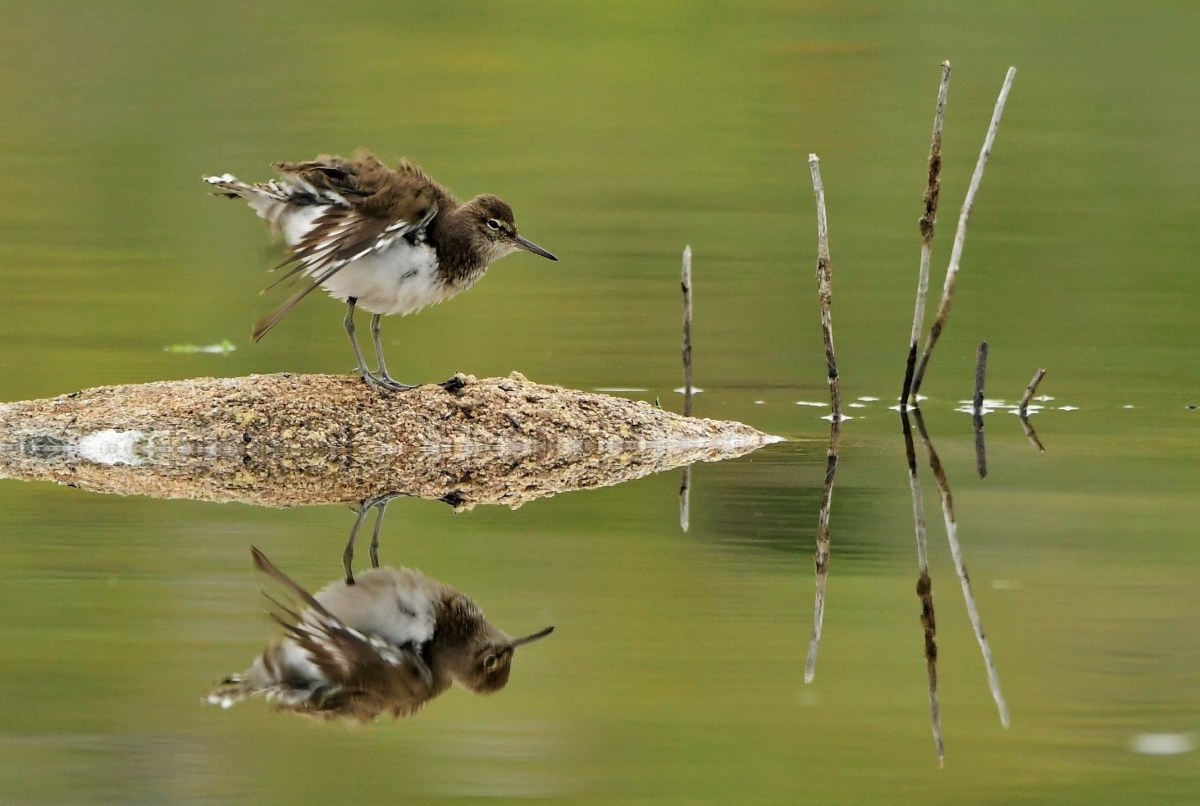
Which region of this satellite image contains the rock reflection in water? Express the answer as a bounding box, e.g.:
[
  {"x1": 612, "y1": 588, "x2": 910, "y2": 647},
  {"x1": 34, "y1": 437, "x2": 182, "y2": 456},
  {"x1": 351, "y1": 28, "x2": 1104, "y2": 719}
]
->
[
  {"x1": 208, "y1": 547, "x2": 553, "y2": 722},
  {"x1": 0, "y1": 374, "x2": 777, "y2": 510}
]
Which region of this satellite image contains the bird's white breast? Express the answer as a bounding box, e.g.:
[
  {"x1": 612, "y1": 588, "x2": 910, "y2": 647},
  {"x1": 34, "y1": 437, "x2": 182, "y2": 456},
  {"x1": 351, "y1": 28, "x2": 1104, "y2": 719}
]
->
[
  {"x1": 318, "y1": 244, "x2": 450, "y2": 316},
  {"x1": 279, "y1": 205, "x2": 455, "y2": 317},
  {"x1": 313, "y1": 569, "x2": 439, "y2": 650}
]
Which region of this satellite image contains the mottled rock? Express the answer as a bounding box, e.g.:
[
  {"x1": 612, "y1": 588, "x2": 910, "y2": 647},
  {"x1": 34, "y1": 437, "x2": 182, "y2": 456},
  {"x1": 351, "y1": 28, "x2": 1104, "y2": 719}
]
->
[{"x1": 0, "y1": 372, "x2": 780, "y2": 509}]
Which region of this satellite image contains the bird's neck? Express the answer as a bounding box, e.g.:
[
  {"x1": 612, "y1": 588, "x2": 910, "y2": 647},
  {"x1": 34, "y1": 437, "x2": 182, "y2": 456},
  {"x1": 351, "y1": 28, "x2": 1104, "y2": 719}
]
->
[
  {"x1": 426, "y1": 593, "x2": 488, "y2": 685},
  {"x1": 429, "y1": 206, "x2": 488, "y2": 285}
]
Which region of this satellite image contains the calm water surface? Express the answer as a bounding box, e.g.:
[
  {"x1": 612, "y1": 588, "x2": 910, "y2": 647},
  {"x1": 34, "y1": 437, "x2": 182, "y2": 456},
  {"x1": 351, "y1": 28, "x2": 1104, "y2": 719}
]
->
[{"x1": 1, "y1": 2, "x2": 1197, "y2": 803}]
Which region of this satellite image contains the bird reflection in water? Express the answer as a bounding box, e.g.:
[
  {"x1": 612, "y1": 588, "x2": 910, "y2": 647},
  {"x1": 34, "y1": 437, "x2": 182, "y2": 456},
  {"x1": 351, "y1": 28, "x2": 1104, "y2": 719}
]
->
[{"x1": 207, "y1": 547, "x2": 553, "y2": 722}]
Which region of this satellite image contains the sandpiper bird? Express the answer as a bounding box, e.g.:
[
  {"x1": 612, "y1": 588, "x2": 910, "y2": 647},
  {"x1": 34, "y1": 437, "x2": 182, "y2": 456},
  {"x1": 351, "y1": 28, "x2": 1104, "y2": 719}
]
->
[
  {"x1": 208, "y1": 547, "x2": 553, "y2": 721},
  {"x1": 204, "y1": 154, "x2": 557, "y2": 392}
]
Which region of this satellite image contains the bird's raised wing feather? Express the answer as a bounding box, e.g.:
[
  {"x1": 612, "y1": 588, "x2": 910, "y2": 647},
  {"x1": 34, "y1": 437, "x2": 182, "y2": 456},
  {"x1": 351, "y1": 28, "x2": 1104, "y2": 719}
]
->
[
  {"x1": 251, "y1": 155, "x2": 443, "y2": 341},
  {"x1": 250, "y1": 547, "x2": 437, "y2": 721}
]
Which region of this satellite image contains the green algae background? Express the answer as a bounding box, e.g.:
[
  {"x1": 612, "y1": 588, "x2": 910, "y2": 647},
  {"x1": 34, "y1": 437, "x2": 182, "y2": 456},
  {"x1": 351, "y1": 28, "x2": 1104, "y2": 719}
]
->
[{"x1": 0, "y1": 2, "x2": 1197, "y2": 803}]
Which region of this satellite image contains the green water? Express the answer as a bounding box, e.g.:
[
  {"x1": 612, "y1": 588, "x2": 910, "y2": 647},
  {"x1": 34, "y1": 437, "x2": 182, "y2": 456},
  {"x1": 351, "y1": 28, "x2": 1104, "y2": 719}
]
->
[{"x1": 1, "y1": 2, "x2": 1198, "y2": 803}]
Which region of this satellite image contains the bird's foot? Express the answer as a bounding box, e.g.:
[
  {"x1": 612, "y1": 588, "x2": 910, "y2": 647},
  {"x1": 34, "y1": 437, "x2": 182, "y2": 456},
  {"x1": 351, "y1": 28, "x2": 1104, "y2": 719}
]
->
[
  {"x1": 356, "y1": 369, "x2": 415, "y2": 393},
  {"x1": 377, "y1": 371, "x2": 415, "y2": 392}
]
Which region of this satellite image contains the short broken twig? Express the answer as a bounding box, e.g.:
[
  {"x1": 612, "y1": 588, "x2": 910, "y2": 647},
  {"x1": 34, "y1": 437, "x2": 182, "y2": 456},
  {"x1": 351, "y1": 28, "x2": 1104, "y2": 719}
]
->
[
  {"x1": 973, "y1": 341, "x2": 988, "y2": 478},
  {"x1": 973, "y1": 342, "x2": 989, "y2": 413},
  {"x1": 678, "y1": 463, "x2": 692, "y2": 533},
  {"x1": 1018, "y1": 368, "x2": 1046, "y2": 415},
  {"x1": 1019, "y1": 412, "x2": 1046, "y2": 453}
]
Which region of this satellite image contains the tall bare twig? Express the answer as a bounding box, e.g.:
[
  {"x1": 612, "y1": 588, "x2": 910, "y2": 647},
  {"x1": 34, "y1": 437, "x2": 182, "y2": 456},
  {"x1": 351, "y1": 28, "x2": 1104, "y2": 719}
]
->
[
  {"x1": 808, "y1": 155, "x2": 842, "y2": 420},
  {"x1": 902, "y1": 411, "x2": 943, "y2": 764},
  {"x1": 681, "y1": 245, "x2": 694, "y2": 417},
  {"x1": 910, "y1": 67, "x2": 1017, "y2": 401},
  {"x1": 805, "y1": 153, "x2": 843, "y2": 683},
  {"x1": 805, "y1": 416, "x2": 842, "y2": 684},
  {"x1": 913, "y1": 410, "x2": 1010, "y2": 728},
  {"x1": 902, "y1": 61, "x2": 952, "y2": 408}
]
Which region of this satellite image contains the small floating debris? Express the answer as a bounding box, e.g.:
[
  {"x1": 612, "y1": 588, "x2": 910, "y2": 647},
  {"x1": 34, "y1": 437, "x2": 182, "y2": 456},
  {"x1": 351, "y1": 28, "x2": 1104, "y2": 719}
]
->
[
  {"x1": 1057, "y1": 405, "x2": 1079, "y2": 412},
  {"x1": 164, "y1": 340, "x2": 237, "y2": 355},
  {"x1": 1033, "y1": 395, "x2": 1055, "y2": 402},
  {"x1": 593, "y1": 387, "x2": 648, "y2": 393},
  {"x1": 820, "y1": 413, "x2": 852, "y2": 422},
  {"x1": 1007, "y1": 406, "x2": 1043, "y2": 416},
  {"x1": 848, "y1": 402, "x2": 866, "y2": 409},
  {"x1": 795, "y1": 401, "x2": 827, "y2": 408},
  {"x1": 673, "y1": 386, "x2": 703, "y2": 395},
  {"x1": 954, "y1": 404, "x2": 1011, "y2": 415},
  {"x1": 754, "y1": 400, "x2": 765, "y2": 405},
  {"x1": 1123, "y1": 405, "x2": 1135, "y2": 410},
  {"x1": 958, "y1": 398, "x2": 1018, "y2": 409},
  {"x1": 857, "y1": 396, "x2": 880, "y2": 402},
  {"x1": 1129, "y1": 733, "x2": 1195, "y2": 756}
]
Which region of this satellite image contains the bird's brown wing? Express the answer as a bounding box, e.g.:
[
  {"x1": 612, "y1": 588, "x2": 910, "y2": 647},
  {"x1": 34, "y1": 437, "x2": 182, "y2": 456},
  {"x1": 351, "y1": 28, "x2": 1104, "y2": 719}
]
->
[
  {"x1": 252, "y1": 155, "x2": 443, "y2": 341},
  {"x1": 251, "y1": 547, "x2": 437, "y2": 721},
  {"x1": 277, "y1": 617, "x2": 437, "y2": 721},
  {"x1": 271, "y1": 153, "x2": 391, "y2": 199}
]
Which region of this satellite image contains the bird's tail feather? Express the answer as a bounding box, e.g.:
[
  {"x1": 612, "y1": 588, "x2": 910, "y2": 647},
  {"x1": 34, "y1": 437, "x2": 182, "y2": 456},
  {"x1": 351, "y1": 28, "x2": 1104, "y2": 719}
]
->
[
  {"x1": 206, "y1": 674, "x2": 253, "y2": 710},
  {"x1": 203, "y1": 173, "x2": 292, "y2": 234}
]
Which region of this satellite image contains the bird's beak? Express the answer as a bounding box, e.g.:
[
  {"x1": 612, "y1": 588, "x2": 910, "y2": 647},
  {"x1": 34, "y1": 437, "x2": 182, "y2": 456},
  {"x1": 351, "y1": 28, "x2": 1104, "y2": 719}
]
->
[
  {"x1": 509, "y1": 625, "x2": 555, "y2": 648},
  {"x1": 513, "y1": 234, "x2": 558, "y2": 261}
]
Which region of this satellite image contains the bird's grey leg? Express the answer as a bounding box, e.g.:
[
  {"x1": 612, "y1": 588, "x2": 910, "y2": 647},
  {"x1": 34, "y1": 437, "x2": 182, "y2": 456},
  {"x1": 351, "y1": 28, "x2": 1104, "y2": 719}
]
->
[
  {"x1": 342, "y1": 500, "x2": 378, "y2": 585},
  {"x1": 370, "y1": 313, "x2": 414, "y2": 392},
  {"x1": 366, "y1": 493, "x2": 402, "y2": 569},
  {"x1": 345, "y1": 493, "x2": 403, "y2": 582},
  {"x1": 344, "y1": 298, "x2": 387, "y2": 393}
]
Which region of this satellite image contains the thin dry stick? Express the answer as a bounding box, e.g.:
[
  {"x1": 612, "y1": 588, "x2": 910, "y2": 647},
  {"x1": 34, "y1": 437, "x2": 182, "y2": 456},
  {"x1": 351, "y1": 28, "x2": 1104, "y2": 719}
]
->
[
  {"x1": 973, "y1": 341, "x2": 989, "y2": 479},
  {"x1": 910, "y1": 67, "x2": 1017, "y2": 401},
  {"x1": 973, "y1": 411, "x2": 988, "y2": 479},
  {"x1": 678, "y1": 464, "x2": 692, "y2": 533},
  {"x1": 681, "y1": 245, "x2": 694, "y2": 417},
  {"x1": 809, "y1": 155, "x2": 842, "y2": 419},
  {"x1": 805, "y1": 416, "x2": 842, "y2": 684},
  {"x1": 901, "y1": 411, "x2": 943, "y2": 764},
  {"x1": 1019, "y1": 413, "x2": 1046, "y2": 453},
  {"x1": 973, "y1": 342, "x2": 989, "y2": 412},
  {"x1": 1019, "y1": 368, "x2": 1048, "y2": 453},
  {"x1": 913, "y1": 410, "x2": 1010, "y2": 728},
  {"x1": 902, "y1": 61, "x2": 952, "y2": 408},
  {"x1": 1018, "y1": 368, "x2": 1047, "y2": 415},
  {"x1": 805, "y1": 153, "x2": 843, "y2": 683}
]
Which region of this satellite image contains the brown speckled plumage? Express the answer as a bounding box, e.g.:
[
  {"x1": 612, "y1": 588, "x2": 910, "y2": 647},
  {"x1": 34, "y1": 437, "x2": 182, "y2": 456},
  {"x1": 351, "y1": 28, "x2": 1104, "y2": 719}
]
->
[
  {"x1": 206, "y1": 547, "x2": 553, "y2": 722},
  {"x1": 204, "y1": 153, "x2": 556, "y2": 392}
]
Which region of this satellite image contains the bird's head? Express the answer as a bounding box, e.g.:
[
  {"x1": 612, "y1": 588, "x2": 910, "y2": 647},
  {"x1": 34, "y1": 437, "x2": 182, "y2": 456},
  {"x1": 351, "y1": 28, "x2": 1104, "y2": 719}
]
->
[
  {"x1": 457, "y1": 624, "x2": 555, "y2": 694},
  {"x1": 463, "y1": 194, "x2": 557, "y2": 265}
]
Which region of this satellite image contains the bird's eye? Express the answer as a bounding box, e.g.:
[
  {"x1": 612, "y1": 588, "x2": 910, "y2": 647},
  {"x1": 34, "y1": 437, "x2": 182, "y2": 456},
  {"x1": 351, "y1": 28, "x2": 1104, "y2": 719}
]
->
[
  {"x1": 483, "y1": 654, "x2": 498, "y2": 671},
  {"x1": 486, "y1": 218, "x2": 502, "y2": 231}
]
